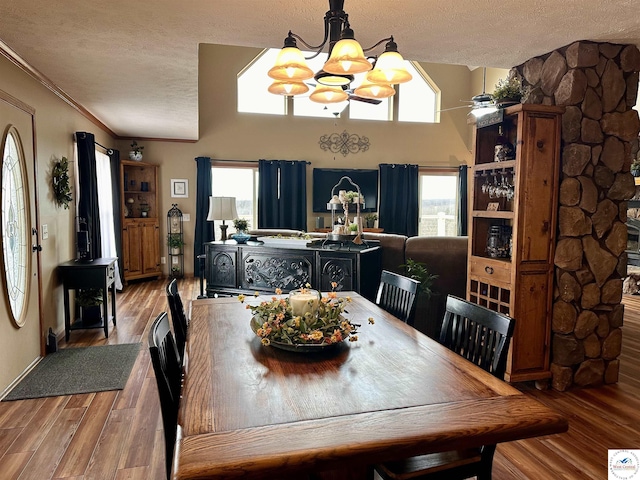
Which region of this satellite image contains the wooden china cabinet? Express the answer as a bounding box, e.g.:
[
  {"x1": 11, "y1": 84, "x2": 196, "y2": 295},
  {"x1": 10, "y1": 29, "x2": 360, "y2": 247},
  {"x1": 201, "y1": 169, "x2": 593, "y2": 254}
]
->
[
  {"x1": 467, "y1": 104, "x2": 564, "y2": 383},
  {"x1": 120, "y1": 160, "x2": 161, "y2": 282}
]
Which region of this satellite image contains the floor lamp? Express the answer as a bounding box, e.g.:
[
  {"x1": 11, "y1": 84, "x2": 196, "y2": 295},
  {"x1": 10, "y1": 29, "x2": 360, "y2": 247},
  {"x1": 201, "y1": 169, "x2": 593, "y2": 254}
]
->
[{"x1": 207, "y1": 196, "x2": 238, "y2": 241}]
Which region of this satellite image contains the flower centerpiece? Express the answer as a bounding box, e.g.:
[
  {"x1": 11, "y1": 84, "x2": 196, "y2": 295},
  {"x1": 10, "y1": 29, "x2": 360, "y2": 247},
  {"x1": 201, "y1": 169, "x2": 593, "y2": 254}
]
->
[{"x1": 241, "y1": 283, "x2": 372, "y2": 350}]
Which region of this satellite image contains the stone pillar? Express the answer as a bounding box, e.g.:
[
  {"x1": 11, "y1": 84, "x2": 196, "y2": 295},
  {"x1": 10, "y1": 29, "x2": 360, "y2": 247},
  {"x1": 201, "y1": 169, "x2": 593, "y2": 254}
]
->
[{"x1": 514, "y1": 41, "x2": 640, "y2": 390}]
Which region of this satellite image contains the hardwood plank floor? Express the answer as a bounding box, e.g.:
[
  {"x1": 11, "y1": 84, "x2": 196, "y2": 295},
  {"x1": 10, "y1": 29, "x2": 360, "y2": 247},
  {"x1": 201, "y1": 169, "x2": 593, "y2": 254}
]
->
[{"x1": 0, "y1": 278, "x2": 638, "y2": 479}]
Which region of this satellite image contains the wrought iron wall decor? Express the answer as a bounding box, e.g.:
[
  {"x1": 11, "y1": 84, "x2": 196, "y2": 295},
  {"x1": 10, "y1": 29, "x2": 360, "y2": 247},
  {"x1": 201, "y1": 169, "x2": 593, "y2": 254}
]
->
[{"x1": 319, "y1": 130, "x2": 370, "y2": 156}]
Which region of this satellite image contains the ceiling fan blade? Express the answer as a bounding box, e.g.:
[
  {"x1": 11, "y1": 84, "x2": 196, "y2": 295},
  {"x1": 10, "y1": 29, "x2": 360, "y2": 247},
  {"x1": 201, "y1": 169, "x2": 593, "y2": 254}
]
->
[
  {"x1": 438, "y1": 105, "x2": 472, "y2": 112},
  {"x1": 348, "y1": 95, "x2": 382, "y2": 105}
]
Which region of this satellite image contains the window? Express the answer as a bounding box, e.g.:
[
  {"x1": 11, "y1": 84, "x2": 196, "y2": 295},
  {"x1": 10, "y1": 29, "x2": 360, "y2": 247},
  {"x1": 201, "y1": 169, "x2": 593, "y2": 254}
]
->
[
  {"x1": 418, "y1": 170, "x2": 459, "y2": 237},
  {"x1": 211, "y1": 165, "x2": 259, "y2": 238},
  {"x1": 238, "y1": 49, "x2": 439, "y2": 123},
  {"x1": 398, "y1": 63, "x2": 439, "y2": 123},
  {"x1": 1, "y1": 127, "x2": 29, "y2": 326},
  {"x1": 237, "y1": 49, "x2": 286, "y2": 115}
]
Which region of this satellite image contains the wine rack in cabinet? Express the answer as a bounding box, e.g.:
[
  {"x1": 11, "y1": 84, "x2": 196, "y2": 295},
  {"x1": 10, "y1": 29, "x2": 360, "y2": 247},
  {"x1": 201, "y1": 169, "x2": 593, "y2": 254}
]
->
[{"x1": 467, "y1": 104, "x2": 564, "y2": 383}]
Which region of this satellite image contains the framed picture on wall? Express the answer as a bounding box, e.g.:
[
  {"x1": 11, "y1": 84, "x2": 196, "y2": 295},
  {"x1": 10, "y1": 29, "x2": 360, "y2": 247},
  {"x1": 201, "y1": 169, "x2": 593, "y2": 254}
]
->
[{"x1": 171, "y1": 179, "x2": 188, "y2": 198}]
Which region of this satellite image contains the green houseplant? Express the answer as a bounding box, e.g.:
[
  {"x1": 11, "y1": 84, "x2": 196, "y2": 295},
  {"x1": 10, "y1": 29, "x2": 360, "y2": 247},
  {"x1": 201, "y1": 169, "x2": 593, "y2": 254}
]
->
[
  {"x1": 168, "y1": 234, "x2": 184, "y2": 253},
  {"x1": 232, "y1": 218, "x2": 250, "y2": 243},
  {"x1": 492, "y1": 76, "x2": 524, "y2": 107},
  {"x1": 364, "y1": 213, "x2": 378, "y2": 228},
  {"x1": 401, "y1": 259, "x2": 438, "y2": 301},
  {"x1": 76, "y1": 288, "x2": 103, "y2": 323},
  {"x1": 233, "y1": 218, "x2": 249, "y2": 232}
]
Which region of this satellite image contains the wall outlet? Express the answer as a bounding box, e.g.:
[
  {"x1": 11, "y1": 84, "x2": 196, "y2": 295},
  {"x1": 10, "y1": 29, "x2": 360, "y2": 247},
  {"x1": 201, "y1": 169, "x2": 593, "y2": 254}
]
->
[
  {"x1": 161, "y1": 256, "x2": 166, "y2": 264},
  {"x1": 41, "y1": 224, "x2": 49, "y2": 240},
  {"x1": 183, "y1": 213, "x2": 190, "y2": 221}
]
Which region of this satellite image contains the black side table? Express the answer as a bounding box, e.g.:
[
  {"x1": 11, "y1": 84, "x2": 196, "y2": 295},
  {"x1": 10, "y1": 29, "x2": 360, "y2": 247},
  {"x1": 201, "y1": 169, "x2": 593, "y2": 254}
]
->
[{"x1": 58, "y1": 257, "x2": 117, "y2": 341}]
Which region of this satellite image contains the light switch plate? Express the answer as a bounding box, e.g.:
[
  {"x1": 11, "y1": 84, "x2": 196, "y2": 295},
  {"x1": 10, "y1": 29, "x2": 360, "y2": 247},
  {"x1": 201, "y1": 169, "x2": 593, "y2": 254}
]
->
[
  {"x1": 183, "y1": 213, "x2": 190, "y2": 221},
  {"x1": 41, "y1": 224, "x2": 49, "y2": 240}
]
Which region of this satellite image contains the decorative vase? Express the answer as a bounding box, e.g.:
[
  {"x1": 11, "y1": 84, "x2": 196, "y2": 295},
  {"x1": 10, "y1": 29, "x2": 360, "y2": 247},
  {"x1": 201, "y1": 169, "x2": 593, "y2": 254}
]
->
[
  {"x1": 141, "y1": 211, "x2": 148, "y2": 218},
  {"x1": 289, "y1": 288, "x2": 321, "y2": 317},
  {"x1": 171, "y1": 247, "x2": 181, "y2": 255},
  {"x1": 129, "y1": 151, "x2": 143, "y2": 161},
  {"x1": 232, "y1": 231, "x2": 251, "y2": 244},
  {"x1": 366, "y1": 220, "x2": 374, "y2": 228}
]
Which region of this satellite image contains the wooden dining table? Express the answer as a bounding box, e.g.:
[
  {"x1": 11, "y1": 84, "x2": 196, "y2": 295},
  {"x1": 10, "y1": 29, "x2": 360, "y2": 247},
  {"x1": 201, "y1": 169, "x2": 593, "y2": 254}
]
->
[{"x1": 173, "y1": 292, "x2": 567, "y2": 479}]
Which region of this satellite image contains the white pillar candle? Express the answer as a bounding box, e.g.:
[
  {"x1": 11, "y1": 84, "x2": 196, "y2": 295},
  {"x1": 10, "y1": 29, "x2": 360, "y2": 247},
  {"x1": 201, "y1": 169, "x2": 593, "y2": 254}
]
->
[{"x1": 289, "y1": 292, "x2": 319, "y2": 317}]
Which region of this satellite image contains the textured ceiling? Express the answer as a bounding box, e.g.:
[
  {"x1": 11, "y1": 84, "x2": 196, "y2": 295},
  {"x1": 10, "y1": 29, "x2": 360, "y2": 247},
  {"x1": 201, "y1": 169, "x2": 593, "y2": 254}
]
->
[{"x1": 1, "y1": 0, "x2": 640, "y2": 140}]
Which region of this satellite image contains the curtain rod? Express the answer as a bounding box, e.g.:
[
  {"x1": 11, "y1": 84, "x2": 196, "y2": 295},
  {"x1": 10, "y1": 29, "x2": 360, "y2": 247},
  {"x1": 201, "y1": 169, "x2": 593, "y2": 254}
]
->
[
  {"x1": 74, "y1": 132, "x2": 114, "y2": 154},
  {"x1": 210, "y1": 158, "x2": 311, "y2": 165}
]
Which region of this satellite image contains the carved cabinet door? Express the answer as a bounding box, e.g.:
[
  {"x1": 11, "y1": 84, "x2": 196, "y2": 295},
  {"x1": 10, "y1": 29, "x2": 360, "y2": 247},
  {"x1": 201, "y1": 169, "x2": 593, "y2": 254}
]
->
[{"x1": 317, "y1": 253, "x2": 355, "y2": 293}]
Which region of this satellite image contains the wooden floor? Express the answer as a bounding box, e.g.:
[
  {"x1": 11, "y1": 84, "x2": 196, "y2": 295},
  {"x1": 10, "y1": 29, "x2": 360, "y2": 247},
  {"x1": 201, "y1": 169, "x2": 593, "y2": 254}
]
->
[{"x1": 0, "y1": 278, "x2": 638, "y2": 480}]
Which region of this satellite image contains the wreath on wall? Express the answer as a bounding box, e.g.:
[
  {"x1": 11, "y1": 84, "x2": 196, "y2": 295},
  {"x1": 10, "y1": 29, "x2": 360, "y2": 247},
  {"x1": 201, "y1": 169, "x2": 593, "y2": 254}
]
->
[{"x1": 52, "y1": 156, "x2": 72, "y2": 209}]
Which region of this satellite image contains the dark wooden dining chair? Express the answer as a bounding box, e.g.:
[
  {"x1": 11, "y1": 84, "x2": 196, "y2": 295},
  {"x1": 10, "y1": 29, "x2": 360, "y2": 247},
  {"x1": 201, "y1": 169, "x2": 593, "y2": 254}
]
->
[
  {"x1": 374, "y1": 295, "x2": 515, "y2": 480},
  {"x1": 375, "y1": 270, "x2": 421, "y2": 324},
  {"x1": 166, "y1": 278, "x2": 188, "y2": 363},
  {"x1": 148, "y1": 312, "x2": 182, "y2": 479}
]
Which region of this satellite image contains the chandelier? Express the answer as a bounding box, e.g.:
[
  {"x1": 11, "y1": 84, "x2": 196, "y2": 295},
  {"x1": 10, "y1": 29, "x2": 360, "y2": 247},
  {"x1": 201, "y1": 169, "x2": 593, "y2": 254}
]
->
[{"x1": 267, "y1": 0, "x2": 412, "y2": 104}]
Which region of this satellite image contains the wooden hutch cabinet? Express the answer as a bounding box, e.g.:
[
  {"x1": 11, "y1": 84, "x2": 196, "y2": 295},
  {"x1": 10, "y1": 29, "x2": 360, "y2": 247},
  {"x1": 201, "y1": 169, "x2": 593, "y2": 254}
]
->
[
  {"x1": 467, "y1": 104, "x2": 564, "y2": 383},
  {"x1": 120, "y1": 160, "x2": 161, "y2": 282}
]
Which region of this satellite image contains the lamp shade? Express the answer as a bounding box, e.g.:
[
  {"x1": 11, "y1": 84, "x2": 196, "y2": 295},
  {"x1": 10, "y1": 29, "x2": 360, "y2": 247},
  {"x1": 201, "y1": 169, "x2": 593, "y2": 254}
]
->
[
  {"x1": 268, "y1": 80, "x2": 309, "y2": 96},
  {"x1": 268, "y1": 46, "x2": 314, "y2": 81},
  {"x1": 354, "y1": 80, "x2": 395, "y2": 99},
  {"x1": 207, "y1": 196, "x2": 238, "y2": 221},
  {"x1": 366, "y1": 38, "x2": 412, "y2": 85},
  {"x1": 323, "y1": 39, "x2": 372, "y2": 75},
  {"x1": 309, "y1": 85, "x2": 349, "y2": 104}
]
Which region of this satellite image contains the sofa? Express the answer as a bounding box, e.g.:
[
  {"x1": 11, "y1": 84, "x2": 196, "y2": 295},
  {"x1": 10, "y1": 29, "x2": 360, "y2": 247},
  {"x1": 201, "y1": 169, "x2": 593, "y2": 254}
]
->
[{"x1": 249, "y1": 229, "x2": 468, "y2": 339}]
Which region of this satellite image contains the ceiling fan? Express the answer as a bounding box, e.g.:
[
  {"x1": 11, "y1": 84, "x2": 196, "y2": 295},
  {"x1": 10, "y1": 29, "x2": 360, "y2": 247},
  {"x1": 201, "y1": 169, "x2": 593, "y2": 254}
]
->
[{"x1": 439, "y1": 67, "x2": 494, "y2": 114}]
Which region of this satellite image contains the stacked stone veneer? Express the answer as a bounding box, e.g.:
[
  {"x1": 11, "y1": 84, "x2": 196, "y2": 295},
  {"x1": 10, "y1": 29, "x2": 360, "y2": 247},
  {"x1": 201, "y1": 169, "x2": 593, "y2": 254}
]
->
[{"x1": 512, "y1": 41, "x2": 640, "y2": 390}]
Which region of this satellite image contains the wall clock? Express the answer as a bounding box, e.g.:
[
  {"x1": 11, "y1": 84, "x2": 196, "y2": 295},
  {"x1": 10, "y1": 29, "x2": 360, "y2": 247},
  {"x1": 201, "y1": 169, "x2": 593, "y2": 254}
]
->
[{"x1": 1, "y1": 125, "x2": 30, "y2": 327}]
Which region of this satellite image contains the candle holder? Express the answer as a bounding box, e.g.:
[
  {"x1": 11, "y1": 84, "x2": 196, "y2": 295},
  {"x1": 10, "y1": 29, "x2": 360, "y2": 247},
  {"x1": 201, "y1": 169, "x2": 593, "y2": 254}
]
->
[{"x1": 289, "y1": 288, "x2": 321, "y2": 317}]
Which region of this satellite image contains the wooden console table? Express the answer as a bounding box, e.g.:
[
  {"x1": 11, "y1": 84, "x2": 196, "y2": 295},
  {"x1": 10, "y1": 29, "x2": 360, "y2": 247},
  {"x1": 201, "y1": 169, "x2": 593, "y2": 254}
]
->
[
  {"x1": 58, "y1": 257, "x2": 117, "y2": 341},
  {"x1": 204, "y1": 240, "x2": 381, "y2": 300}
]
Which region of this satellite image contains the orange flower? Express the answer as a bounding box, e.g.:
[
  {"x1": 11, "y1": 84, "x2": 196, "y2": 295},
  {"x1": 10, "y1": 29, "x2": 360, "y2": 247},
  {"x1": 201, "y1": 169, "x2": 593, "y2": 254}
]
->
[
  {"x1": 238, "y1": 294, "x2": 246, "y2": 303},
  {"x1": 328, "y1": 291, "x2": 337, "y2": 299},
  {"x1": 261, "y1": 338, "x2": 271, "y2": 346},
  {"x1": 310, "y1": 330, "x2": 323, "y2": 341},
  {"x1": 349, "y1": 335, "x2": 358, "y2": 342},
  {"x1": 368, "y1": 317, "x2": 375, "y2": 324},
  {"x1": 275, "y1": 288, "x2": 282, "y2": 295},
  {"x1": 331, "y1": 281, "x2": 338, "y2": 290}
]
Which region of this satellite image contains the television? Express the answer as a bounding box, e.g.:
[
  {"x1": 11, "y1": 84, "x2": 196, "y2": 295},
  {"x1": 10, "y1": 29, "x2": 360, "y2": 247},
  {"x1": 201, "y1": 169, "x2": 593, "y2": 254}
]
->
[{"x1": 312, "y1": 168, "x2": 378, "y2": 213}]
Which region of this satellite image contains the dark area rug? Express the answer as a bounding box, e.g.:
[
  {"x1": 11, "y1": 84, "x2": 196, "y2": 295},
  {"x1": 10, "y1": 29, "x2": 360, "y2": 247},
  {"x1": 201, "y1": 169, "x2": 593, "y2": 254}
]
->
[{"x1": 3, "y1": 343, "x2": 141, "y2": 401}]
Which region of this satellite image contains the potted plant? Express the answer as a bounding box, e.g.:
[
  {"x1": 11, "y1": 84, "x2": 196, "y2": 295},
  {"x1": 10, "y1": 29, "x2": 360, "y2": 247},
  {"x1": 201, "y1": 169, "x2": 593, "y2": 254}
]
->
[
  {"x1": 139, "y1": 203, "x2": 151, "y2": 217},
  {"x1": 232, "y1": 218, "x2": 251, "y2": 244},
  {"x1": 129, "y1": 141, "x2": 144, "y2": 161},
  {"x1": 76, "y1": 288, "x2": 103, "y2": 323},
  {"x1": 171, "y1": 265, "x2": 182, "y2": 277},
  {"x1": 492, "y1": 75, "x2": 524, "y2": 108},
  {"x1": 401, "y1": 259, "x2": 438, "y2": 301},
  {"x1": 168, "y1": 234, "x2": 184, "y2": 254},
  {"x1": 364, "y1": 213, "x2": 378, "y2": 228}
]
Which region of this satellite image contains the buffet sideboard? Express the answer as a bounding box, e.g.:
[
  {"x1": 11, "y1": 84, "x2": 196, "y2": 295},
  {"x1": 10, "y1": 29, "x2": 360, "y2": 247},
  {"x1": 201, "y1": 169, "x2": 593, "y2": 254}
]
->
[{"x1": 204, "y1": 240, "x2": 382, "y2": 301}]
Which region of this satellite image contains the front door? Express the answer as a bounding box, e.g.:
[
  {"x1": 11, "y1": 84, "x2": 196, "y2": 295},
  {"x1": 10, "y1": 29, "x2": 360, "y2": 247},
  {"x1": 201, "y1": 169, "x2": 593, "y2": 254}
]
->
[{"x1": 0, "y1": 90, "x2": 43, "y2": 394}]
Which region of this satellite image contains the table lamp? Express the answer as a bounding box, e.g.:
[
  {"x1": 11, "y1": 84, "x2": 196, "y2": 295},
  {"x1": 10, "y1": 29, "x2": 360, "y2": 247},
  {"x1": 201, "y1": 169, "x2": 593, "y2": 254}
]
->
[{"x1": 207, "y1": 196, "x2": 238, "y2": 241}]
